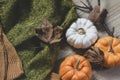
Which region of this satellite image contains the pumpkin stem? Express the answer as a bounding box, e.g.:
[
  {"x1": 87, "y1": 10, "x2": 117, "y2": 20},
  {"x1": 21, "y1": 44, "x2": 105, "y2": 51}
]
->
[
  {"x1": 108, "y1": 40, "x2": 114, "y2": 53},
  {"x1": 78, "y1": 28, "x2": 85, "y2": 35},
  {"x1": 75, "y1": 57, "x2": 80, "y2": 70}
]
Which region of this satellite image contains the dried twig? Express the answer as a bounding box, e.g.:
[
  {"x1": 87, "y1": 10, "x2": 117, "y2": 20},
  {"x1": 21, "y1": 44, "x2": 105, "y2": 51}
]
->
[
  {"x1": 102, "y1": 23, "x2": 114, "y2": 37},
  {"x1": 86, "y1": 0, "x2": 93, "y2": 10},
  {"x1": 76, "y1": 6, "x2": 90, "y2": 13},
  {"x1": 98, "y1": 0, "x2": 100, "y2": 6},
  {"x1": 80, "y1": 0, "x2": 92, "y2": 11},
  {"x1": 76, "y1": 0, "x2": 93, "y2": 13}
]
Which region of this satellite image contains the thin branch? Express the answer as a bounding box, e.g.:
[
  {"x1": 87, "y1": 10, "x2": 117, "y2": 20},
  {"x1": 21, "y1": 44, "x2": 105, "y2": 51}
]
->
[
  {"x1": 98, "y1": 0, "x2": 100, "y2": 6},
  {"x1": 102, "y1": 23, "x2": 114, "y2": 37},
  {"x1": 80, "y1": 0, "x2": 92, "y2": 11},
  {"x1": 76, "y1": 5, "x2": 89, "y2": 9},
  {"x1": 86, "y1": 0, "x2": 93, "y2": 10},
  {"x1": 76, "y1": 7, "x2": 90, "y2": 13}
]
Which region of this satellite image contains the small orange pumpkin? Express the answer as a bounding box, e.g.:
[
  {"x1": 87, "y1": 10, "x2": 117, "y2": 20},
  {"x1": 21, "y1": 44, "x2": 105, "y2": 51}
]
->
[
  {"x1": 59, "y1": 55, "x2": 92, "y2": 80},
  {"x1": 94, "y1": 36, "x2": 120, "y2": 68}
]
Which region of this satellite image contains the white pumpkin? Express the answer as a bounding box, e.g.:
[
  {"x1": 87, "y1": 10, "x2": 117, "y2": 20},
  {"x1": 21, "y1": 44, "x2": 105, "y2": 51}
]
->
[{"x1": 66, "y1": 18, "x2": 98, "y2": 49}]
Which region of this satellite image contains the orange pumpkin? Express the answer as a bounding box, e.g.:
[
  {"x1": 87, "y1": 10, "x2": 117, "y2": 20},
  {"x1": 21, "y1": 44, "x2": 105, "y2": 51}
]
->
[
  {"x1": 94, "y1": 36, "x2": 120, "y2": 68},
  {"x1": 59, "y1": 55, "x2": 92, "y2": 80}
]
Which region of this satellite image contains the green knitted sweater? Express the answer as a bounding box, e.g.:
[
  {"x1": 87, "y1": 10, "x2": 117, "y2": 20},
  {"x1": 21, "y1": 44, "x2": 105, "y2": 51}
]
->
[{"x1": 0, "y1": 0, "x2": 77, "y2": 80}]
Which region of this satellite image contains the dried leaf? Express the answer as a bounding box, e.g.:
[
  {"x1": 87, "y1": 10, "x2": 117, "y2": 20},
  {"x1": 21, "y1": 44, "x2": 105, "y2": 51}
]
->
[
  {"x1": 96, "y1": 9, "x2": 108, "y2": 23},
  {"x1": 36, "y1": 18, "x2": 63, "y2": 44},
  {"x1": 84, "y1": 47, "x2": 104, "y2": 65},
  {"x1": 88, "y1": 5, "x2": 114, "y2": 37},
  {"x1": 88, "y1": 5, "x2": 108, "y2": 24},
  {"x1": 50, "y1": 26, "x2": 63, "y2": 44},
  {"x1": 35, "y1": 18, "x2": 53, "y2": 43},
  {"x1": 88, "y1": 6, "x2": 100, "y2": 22},
  {"x1": 50, "y1": 73, "x2": 60, "y2": 80}
]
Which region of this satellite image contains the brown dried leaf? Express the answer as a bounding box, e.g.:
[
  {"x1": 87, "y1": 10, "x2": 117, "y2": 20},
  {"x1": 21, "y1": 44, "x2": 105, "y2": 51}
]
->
[
  {"x1": 35, "y1": 18, "x2": 53, "y2": 43},
  {"x1": 50, "y1": 73, "x2": 60, "y2": 80},
  {"x1": 84, "y1": 47, "x2": 104, "y2": 65},
  {"x1": 88, "y1": 5, "x2": 114, "y2": 37},
  {"x1": 88, "y1": 5, "x2": 108, "y2": 24},
  {"x1": 96, "y1": 9, "x2": 108, "y2": 23},
  {"x1": 88, "y1": 5, "x2": 100, "y2": 22},
  {"x1": 50, "y1": 26, "x2": 63, "y2": 44},
  {"x1": 36, "y1": 18, "x2": 63, "y2": 44}
]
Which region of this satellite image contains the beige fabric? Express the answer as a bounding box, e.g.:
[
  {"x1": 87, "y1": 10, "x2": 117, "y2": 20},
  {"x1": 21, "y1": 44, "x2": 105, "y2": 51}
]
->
[
  {"x1": 72, "y1": 0, "x2": 120, "y2": 80},
  {"x1": 0, "y1": 27, "x2": 23, "y2": 80}
]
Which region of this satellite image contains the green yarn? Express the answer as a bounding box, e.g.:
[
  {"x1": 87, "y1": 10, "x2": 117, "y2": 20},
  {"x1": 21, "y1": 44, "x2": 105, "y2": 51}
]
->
[
  {"x1": 61, "y1": 6, "x2": 78, "y2": 28},
  {"x1": 0, "y1": 0, "x2": 77, "y2": 80}
]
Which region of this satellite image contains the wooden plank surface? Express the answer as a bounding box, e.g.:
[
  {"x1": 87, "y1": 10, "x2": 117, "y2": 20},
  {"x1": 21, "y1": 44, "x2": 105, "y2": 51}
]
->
[{"x1": 72, "y1": 0, "x2": 120, "y2": 80}]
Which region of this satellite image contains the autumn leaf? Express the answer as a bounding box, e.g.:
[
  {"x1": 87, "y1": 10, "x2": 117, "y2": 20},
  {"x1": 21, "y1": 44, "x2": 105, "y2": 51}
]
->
[
  {"x1": 35, "y1": 18, "x2": 63, "y2": 44},
  {"x1": 88, "y1": 5, "x2": 108, "y2": 24},
  {"x1": 50, "y1": 73, "x2": 60, "y2": 80},
  {"x1": 84, "y1": 47, "x2": 104, "y2": 65},
  {"x1": 50, "y1": 26, "x2": 63, "y2": 44}
]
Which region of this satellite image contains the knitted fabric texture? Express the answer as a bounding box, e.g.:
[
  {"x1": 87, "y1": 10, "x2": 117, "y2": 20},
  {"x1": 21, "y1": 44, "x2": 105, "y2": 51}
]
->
[
  {"x1": 0, "y1": 26, "x2": 23, "y2": 80},
  {"x1": 0, "y1": 0, "x2": 77, "y2": 80}
]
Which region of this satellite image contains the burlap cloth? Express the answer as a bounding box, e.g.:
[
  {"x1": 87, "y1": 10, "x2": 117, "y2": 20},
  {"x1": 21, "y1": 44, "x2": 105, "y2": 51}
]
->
[{"x1": 72, "y1": 0, "x2": 120, "y2": 80}]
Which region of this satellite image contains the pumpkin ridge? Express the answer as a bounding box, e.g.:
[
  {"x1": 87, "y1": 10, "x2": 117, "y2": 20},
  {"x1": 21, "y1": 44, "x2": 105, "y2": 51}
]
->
[
  {"x1": 87, "y1": 26, "x2": 95, "y2": 31},
  {"x1": 85, "y1": 33, "x2": 97, "y2": 44},
  {"x1": 60, "y1": 68, "x2": 73, "y2": 78},
  {"x1": 62, "y1": 69, "x2": 75, "y2": 80},
  {"x1": 67, "y1": 35, "x2": 77, "y2": 47},
  {"x1": 70, "y1": 22, "x2": 77, "y2": 30},
  {"x1": 112, "y1": 38, "x2": 120, "y2": 46},
  {"x1": 82, "y1": 37, "x2": 91, "y2": 48},
  {"x1": 107, "y1": 55, "x2": 116, "y2": 67},
  {"x1": 113, "y1": 44, "x2": 120, "y2": 53},
  {"x1": 75, "y1": 36, "x2": 84, "y2": 48},
  {"x1": 59, "y1": 55, "x2": 92, "y2": 80},
  {"x1": 74, "y1": 35, "x2": 83, "y2": 48},
  {"x1": 95, "y1": 43, "x2": 107, "y2": 52},
  {"x1": 84, "y1": 20, "x2": 93, "y2": 30},
  {"x1": 94, "y1": 36, "x2": 120, "y2": 68},
  {"x1": 78, "y1": 59, "x2": 87, "y2": 68},
  {"x1": 77, "y1": 57, "x2": 86, "y2": 67},
  {"x1": 66, "y1": 28, "x2": 77, "y2": 38},
  {"x1": 78, "y1": 60, "x2": 92, "y2": 79},
  {"x1": 60, "y1": 66, "x2": 73, "y2": 77},
  {"x1": 83, "y1": 71, "x2": 90, "y2": 80},
  {"x1": 80, "y1": 62, "x2": 92, "y2": 78},
  {"x1": 60, "y1": 60, "x2": 72, "y2": 67},
  {"x1": 114, "y1": 56, "x2": 120, "y2": 66},
  {"x1": 66, "y1": 18, "x2": 98, "y2": 49},
  {"x1": 79, "y1": 71, "x2": 89, "y2": 80},
  {"x1": 99, "y1": 38, "x2": 109, "y2": 47}
]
